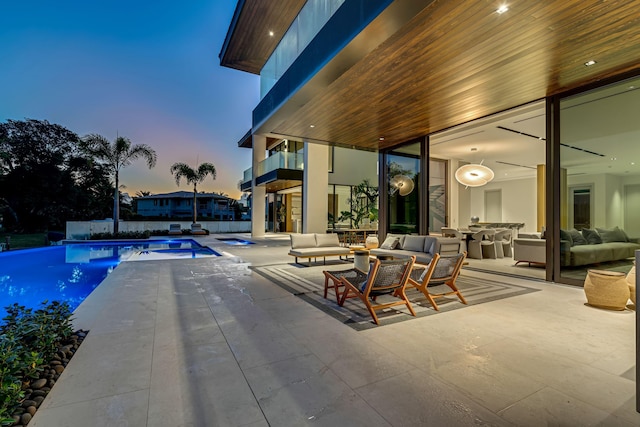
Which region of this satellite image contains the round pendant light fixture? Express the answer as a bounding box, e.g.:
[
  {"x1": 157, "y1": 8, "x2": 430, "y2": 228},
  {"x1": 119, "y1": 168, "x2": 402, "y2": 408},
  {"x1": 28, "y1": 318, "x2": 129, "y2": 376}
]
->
[
  {"x1": 389, "y1": 174, "x2": 415, "y2": 196},
  {"x1": 455, "y1": 162, "x2": 494, "y2": 188}
]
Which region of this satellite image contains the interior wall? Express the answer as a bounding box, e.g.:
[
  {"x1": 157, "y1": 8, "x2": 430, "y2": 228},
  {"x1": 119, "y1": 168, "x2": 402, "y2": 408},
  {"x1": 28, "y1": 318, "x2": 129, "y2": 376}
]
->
[{"x1": 468, "y1": 177, "x2": 537, "y2": 233}]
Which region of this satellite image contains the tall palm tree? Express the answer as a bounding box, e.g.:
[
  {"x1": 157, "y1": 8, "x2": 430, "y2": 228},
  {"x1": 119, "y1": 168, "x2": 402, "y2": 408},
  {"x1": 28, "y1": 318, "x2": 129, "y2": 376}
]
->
[
  {"x1": 170, "y1": 162, "x2": 217, "y2": 224},
  {"x1": 82, "y1": 134, "x2": 157, "y2": 234}
]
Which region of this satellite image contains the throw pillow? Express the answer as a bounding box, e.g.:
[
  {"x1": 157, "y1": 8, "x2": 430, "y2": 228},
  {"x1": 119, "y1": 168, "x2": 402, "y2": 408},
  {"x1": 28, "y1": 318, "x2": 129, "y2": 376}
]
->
[
  {"x1": 380, "y1": 236, "x2": 399, "y2": 250},
  {"x1": 581, "y1": 228, "x2": 602, "y2": 245},
  {"x1": 568, "y1": 229, "x2": 587, "y2": 246},
  {"x1": 596, "y1": 226, "x2": 628, "y2": 243},
  {"x1": 559, "y1": 229, "x2": 573, "y2": 246}
]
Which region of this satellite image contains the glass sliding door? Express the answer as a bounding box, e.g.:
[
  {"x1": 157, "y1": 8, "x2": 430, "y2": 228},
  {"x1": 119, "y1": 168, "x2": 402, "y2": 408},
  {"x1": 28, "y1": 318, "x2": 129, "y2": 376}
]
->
[
  {"x1": 429, "y1": 158, "x2": 447, "y2": 232},
  {"x1": 559, "y1": 75, "x2": 640, "y2": 283},
  {"x1": 387, "y1": 143, "x2": 420, "y2": 234}
]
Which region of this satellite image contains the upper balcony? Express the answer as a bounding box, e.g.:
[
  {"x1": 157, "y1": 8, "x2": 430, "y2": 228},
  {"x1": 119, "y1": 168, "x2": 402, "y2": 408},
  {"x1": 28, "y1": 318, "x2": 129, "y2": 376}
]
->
[{"x1": 239, "y1": 151, "x2": 304, "y2": 193}]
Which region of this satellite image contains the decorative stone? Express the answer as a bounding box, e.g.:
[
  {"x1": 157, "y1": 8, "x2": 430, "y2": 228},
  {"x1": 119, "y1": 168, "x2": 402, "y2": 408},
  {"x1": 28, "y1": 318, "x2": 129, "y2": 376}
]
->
[
  {"x1": 21, "y1": 400, "x2": 36, "y2": 409},
  {"x1": 31, "y1": 378, "x2": 47, "y2": 389},
  {"x1": 20, "y1": 413, "x2": 32, "y2": 425},
  {"x1": 50, "y1": 360, "x2": 62, "y2": 366},
  {"x1": 31, "y1": 390, "x2": 46, "y2": 398},
  {"x1": 54, "y1": 365, "x2": 65, "y2": 374},
  {"x1": 26, "y1": 406, "x2": 37, "y2": 416},
  {"x1": 33, "y1": 396, "x2": 45, "y2": 407}
]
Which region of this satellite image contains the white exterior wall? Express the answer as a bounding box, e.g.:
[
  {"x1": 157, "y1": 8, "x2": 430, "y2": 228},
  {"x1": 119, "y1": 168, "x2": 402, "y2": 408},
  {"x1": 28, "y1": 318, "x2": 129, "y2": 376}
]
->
[
  {"x1": 329, "y1": 147, "x2": 377, "y2": 185},
  {"x1": 303, "y1": 143, "x2": 329, "y2": 233},
  {"x1": 66, "y1": 221, "x2": 251, "y2": 240}
]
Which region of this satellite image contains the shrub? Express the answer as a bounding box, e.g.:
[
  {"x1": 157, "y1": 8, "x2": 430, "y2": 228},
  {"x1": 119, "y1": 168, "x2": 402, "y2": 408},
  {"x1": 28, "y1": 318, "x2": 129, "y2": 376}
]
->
[
  {"x1": 90, "y1": 230, "x2": 151, "y2": 240},
  {"x1": 1, "y1": 301, "x2": 73, "y2": 425}
]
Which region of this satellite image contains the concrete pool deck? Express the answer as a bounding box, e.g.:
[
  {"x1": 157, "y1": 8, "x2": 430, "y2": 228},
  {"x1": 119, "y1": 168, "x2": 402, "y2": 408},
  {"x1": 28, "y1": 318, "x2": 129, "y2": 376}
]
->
[{"x1": 30, "y1": 233, "x2": 640, "y2": 426}]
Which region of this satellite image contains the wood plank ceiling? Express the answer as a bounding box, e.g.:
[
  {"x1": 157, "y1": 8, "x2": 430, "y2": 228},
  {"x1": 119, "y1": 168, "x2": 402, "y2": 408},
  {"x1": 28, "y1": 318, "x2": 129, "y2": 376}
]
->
[
  {"x1": 234, "y1": 0, "x2": 640, "y2": 151},
  {"x1": 219, "y1": 0, "x2": 307, "y2": 74}
]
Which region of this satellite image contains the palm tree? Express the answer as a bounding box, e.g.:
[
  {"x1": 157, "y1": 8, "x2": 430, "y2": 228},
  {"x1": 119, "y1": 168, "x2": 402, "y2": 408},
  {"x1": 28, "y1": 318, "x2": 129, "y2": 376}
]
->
[
  {"x1": 170, "y1": 162, "x2": 217, "y2": 224},
  {"x1": 82, "y1": 134, "x2": 157, "y2": 234}
]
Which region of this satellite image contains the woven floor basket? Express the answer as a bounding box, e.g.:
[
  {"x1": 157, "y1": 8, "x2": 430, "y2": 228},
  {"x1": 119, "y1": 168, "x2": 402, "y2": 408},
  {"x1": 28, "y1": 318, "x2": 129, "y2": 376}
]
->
[
  {"x1": 626, "y1": 263, "x2": 636, "y2": 308},
  {"x1": 584, "y1": 269, "x2": 630, "y2": 310}
]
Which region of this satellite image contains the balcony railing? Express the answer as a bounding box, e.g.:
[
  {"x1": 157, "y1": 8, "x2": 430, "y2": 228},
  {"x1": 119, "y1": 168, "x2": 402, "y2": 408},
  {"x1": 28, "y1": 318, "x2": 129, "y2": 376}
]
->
[{"x1": 255, "y1": 151, "x2": 304, "y2": 177}]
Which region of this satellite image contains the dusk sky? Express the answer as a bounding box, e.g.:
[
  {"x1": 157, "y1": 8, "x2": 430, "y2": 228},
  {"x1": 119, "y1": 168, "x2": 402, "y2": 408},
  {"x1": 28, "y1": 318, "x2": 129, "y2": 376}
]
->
[{"x1": 1, "y1": 0, "x2": 259, "y2": 199}]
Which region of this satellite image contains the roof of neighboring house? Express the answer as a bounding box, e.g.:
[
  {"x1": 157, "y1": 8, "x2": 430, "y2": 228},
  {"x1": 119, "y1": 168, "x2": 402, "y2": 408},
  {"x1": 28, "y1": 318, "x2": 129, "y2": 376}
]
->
[{"x1": 136, "y1": 191, "x2": 234, "y2": 201}]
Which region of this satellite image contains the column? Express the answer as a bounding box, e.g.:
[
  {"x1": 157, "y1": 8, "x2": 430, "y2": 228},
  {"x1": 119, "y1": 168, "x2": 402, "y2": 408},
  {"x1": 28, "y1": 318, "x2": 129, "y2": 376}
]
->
[
  {"x1": 252, "y1": 135, "x2": 267, "y2": 237},
  {"x1": 303, "y1": 142, "x2": 329, "y2": 233}
]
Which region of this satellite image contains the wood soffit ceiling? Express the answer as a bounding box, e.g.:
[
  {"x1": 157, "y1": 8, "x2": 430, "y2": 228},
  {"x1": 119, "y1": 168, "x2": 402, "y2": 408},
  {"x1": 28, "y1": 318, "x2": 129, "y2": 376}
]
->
[
  {"x1": 252, "y1": 0, "x2": 640, "y2": 151},
  {"x1": 220, "y1": 0, "x2": 307, "y2": 74}
]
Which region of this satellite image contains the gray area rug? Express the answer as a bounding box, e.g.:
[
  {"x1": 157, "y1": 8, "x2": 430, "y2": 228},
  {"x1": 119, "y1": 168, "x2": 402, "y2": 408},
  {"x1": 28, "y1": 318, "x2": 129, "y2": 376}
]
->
[{"x1": 252, "y1": 262, "x2": 541, "y2": 330}]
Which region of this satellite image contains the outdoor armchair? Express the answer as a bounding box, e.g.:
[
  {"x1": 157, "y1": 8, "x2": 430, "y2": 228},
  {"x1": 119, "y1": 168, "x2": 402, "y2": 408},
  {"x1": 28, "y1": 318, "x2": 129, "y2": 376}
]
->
[
  {"x1": 408, "y1": 252, "x2": 467, "y2": 311},
  {"x1": 338, "y1": 256, "x2": 416, "y2": 325}
]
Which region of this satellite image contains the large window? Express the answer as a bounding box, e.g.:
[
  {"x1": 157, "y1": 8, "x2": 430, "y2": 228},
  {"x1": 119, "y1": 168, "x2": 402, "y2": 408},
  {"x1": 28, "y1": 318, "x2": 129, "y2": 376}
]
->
[
  {"x1": 559, "y1": 76, "x2": 640, "y2": 282},
  {"x1": 429, "y1": 158, "x2": 447, "y2": 232}
]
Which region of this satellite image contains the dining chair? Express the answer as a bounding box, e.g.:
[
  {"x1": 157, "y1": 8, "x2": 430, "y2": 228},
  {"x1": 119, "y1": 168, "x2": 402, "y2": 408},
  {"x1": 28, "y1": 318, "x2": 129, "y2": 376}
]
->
[{"x1": 468, "y1": 229, "x2": 496, "y2": 259}]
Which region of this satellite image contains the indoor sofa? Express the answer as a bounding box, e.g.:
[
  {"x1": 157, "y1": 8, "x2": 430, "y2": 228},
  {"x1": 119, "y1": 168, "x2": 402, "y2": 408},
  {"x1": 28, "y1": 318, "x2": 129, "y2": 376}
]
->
[
  {"x1": 560, "y1": 226, "x2": 640, "y2": 267},
  {"x1": 514, "y1": 227, "x2": 640, "y2": 267},
  {"x1": 288, "y1": 233, "x2": 351, "y2": 266},
  {"x1": 370, "y1": 234, "x2": 461, "y2": 264}
]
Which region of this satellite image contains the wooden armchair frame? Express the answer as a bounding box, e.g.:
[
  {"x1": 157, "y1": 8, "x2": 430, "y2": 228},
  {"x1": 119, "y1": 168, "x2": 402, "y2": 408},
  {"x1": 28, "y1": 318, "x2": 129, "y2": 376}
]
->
[
  {"x1": 408, "y1": 252, "x2": 467, "y2": 311},
  {"x1": 338, "y1": 256, "x2": 416, "y2": 325}
]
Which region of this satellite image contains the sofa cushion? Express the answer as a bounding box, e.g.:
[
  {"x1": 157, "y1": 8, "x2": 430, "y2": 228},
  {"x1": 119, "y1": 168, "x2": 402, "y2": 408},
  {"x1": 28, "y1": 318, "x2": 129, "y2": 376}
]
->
[
  {"x1": 424, "y1": 236, "x2": 439, "y2": 254},
  {"x1": 380, "y1": 236, "x2": 400, "y2": 249},
  {"x1": 315, "y1": 233, "x2": 340, "y2": 247},
  {"x1": 560, "y1": 229, "x2": 573, "y2": 246},
  {"x1": 596, "y1": 226, "x2": 628, "y2": 243},
  {"x1": 290, "y1": 233, "x2": 317, "y2": 249},
  {"x1": 568, "y1": 229, "x2": 587, "y2": 245},
  {"x1": 582, "y1": 228, "x2": 602, "y2": 245},
  {"x1": 403, "y1": 235, "x2": 426, "y2": 252}
]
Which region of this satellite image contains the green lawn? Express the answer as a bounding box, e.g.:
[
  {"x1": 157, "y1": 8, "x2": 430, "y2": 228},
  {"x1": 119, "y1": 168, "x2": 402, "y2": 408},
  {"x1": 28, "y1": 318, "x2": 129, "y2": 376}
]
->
[{"x1": 0, "y1": 232, "x2": 48, "y2": 250}]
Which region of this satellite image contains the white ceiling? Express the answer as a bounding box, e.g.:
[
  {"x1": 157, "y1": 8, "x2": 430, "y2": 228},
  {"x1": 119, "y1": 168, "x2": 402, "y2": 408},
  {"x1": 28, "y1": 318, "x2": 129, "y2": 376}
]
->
[{"x1": 427, "y1": 76, "x2": 640, "y2": 182}]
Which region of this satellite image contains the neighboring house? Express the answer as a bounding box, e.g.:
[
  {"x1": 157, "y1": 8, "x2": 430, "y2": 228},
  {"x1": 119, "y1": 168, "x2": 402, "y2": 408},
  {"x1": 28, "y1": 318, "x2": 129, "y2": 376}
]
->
[
  {"x1": 219, "y1": 1, "x2": 640, "y2": 286},
  {"x1": 135, "y1": 191, "x2": 237, "y2": 220}
]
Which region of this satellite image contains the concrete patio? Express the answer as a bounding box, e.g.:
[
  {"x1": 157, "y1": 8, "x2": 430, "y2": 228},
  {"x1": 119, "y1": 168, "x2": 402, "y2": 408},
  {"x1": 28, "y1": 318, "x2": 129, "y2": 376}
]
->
[{"x1": 30, "y1": 233, "x2": 639, "y2": 426}]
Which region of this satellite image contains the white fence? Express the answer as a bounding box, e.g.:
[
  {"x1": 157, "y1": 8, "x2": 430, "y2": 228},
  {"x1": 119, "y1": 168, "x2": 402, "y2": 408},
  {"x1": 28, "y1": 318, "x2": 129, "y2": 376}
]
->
[{"x1": 66, "y1": 220, "x2": 251, "y2": 240}]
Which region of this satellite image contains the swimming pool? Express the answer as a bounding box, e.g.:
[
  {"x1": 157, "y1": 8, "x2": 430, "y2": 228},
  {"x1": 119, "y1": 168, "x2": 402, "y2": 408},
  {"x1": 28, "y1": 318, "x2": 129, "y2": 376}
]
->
[{"x1": 0, "y1": 239, "x2": 219, "y2": 317}]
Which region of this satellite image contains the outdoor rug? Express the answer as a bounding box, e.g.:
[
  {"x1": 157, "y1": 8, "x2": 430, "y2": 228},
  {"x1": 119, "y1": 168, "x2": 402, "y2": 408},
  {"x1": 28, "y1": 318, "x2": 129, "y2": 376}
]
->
[{"x1": 252, "y1": 262, "x2": 542, "y2": 331}]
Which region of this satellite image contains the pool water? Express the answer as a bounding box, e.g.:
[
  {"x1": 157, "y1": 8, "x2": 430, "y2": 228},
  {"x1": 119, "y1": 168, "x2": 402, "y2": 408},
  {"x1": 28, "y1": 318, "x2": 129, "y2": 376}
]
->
[
  {"x1": 216, "y1": 237, "x2": 255, "y2": 245},
  {"x1": 0, "y1": 239, "x2": 219, "y2": 317}
]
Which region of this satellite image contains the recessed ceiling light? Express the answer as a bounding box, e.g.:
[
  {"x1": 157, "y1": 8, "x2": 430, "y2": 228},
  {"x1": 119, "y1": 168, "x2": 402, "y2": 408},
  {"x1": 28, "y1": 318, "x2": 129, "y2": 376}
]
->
[
  {"x1": 309, "y1": 124, "x2": 315, "y2": 128},
  {"x1": 379, "y1": 137, "x2": 385, "y2": 141},
  {"x1": 269, "y1": 30, "x2": 274, "y2": 37},
  {"x1": 631, "y1": 162, "x2": 636, "y2": 165},
  {"x1": 585, "y1": 60, "x2": 597, "y2": 66},
  {"x1": 496, "y1": 5, "x2": 509, "y2": 14},
  {"x1": 611, "y1": 157, "x2": 617, "y2": 161}
]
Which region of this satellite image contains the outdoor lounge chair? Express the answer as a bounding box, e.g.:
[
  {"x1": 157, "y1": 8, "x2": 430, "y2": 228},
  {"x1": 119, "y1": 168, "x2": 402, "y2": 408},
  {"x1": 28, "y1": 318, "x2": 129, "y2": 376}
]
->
[
  {"x1": 338, "y1": 256, "x2": 416, "y2": 325},
  {"x1": 168, "y1": 224, "x2": 182, "y2": 235},
  {"x1": 190, "y1": 223, "x2": 206, "y2": 235},
  {"x1": 408, "y1": 252, "x2": 467, "y2": 311}
]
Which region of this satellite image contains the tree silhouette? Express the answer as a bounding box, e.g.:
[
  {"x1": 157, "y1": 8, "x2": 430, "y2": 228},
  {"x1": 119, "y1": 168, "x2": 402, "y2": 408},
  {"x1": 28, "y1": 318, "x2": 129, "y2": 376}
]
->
[{"x1": 170, "y1": 162, "x2": 216, "y2": 224}]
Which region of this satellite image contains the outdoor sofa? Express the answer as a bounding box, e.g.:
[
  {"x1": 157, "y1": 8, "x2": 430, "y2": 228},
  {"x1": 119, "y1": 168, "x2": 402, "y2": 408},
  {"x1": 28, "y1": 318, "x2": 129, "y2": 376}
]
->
[
  {"x1": 288, "y1": 233, "x2": 351, "y2": 266},
  {"x1": 370, "y1": 234, "x2": 462, "y2": 264}
]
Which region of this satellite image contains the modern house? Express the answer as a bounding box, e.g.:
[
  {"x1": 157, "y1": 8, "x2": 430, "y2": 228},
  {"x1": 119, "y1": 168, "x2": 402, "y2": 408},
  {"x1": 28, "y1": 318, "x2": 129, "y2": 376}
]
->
[
  {"x1": 135, "y1": 191, "x2": 237, "y2": 220},
  {"x1": 219, "y1": 0, "x2": 640, "y2": 286}
]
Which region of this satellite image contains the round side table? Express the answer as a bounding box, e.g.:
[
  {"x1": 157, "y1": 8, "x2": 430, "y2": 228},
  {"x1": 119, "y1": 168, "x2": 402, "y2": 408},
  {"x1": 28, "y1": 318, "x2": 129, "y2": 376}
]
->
[{"x1": 354, "y1": 249, "x2": 371, "y2": 272}]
